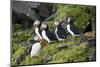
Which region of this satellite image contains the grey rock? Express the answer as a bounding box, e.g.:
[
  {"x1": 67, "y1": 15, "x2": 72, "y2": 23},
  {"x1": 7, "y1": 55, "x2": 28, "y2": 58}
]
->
[
  {"x1": 43, "y1": 54, "x2": 52, "y2": 64},
  {"x1": 88, "y1": 37, "x2": 96, "y2": 47},
  {"x1": 16, "y1": 55, "x2": 21, "y2": 64},
  {"x1": 88, "y1": 52, "x2": 96, "y2": 61},
  {"x1": 57, "y1": 44, "x2": 68, "y2": 49},
  {"x1": 12, "y1": 1, "x2": 40, "y2": 20}
]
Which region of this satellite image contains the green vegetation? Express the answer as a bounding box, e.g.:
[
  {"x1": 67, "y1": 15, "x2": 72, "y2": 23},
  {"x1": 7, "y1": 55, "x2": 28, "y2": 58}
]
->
[
  {"x1": 55, "y1": 4, "x2": 96, "y2": 31},
  {"x1": 12, "y1": 4, "x2": 96, "y2": 66}
]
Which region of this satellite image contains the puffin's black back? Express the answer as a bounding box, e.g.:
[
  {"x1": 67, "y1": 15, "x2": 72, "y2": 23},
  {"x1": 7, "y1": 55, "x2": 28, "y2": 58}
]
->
[
  {"x1": 69, "y1": 23, "x2": 80, "y2": 34},
  {"x1": 45, "y1": 29, "x2": 58, "y2": 41},
  {"x1": 57, "y1": 23, "x2": 68, "y2": 38},
  {"x1": 60, "y1": 21, "x2": 68, "y2": 30}
]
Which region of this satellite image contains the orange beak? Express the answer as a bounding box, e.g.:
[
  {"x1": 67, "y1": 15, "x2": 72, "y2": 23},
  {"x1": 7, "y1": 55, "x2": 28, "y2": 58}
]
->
[
  {"x1": 41, "y1": 40, "x2": 48, "y2": 48},
  {"x1": 44, "y1": 44, "x2": 48, "y2": 47}
]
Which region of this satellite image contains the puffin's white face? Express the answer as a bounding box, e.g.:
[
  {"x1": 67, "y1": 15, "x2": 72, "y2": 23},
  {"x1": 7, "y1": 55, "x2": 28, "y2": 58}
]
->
[
  {"x1": 34, "y1": 35, "x2": 39, "y2": 41},
  {"x1": 33, "y1": 20, "x2": 40, "y2": 27},
  {"x1": 41, "y1": 23, "x2": 47, "y2": 29},
  {"x1": 54, "y1": 21, "x2": 59, "y2": 26},
  {"x1": 67, "y1": 17, "x2": 71, "y2": 23}
]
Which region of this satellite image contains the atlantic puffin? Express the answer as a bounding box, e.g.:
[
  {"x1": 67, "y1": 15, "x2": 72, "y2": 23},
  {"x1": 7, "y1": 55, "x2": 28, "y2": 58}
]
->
[
  {"x1": 33, "y1": 20, "x2": 43, "y2": 39},
  {"x1": 66, "y1": 17, "x2": 81, "y2": 36},
  {"x1": 41, "y1": 23, "x2": 58, "y2": 43},
  {"x1": 61, "y1": 16, "x2": 81, "y2": 36},
  {"x1": 54, "y1": 21, "x2": 68, "y2": 41},
  {"x1": 29, "y1": 35, "x2": 42, "y2": 57}
]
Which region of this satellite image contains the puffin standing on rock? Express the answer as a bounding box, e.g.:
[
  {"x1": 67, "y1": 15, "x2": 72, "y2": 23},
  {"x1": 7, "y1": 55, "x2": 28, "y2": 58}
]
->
[
  {"x1": 61, "y1": 16, "x2": 81, "y2": 36},
  {"x1": 41, "y1": 23, "x2": 58, "y2": 43},
  {"x1": 33, "y1": 20, "x2": 43, "y2": 39},
  {"x1": 54, "y1": 21, "x2": 68, "y2": 41}
]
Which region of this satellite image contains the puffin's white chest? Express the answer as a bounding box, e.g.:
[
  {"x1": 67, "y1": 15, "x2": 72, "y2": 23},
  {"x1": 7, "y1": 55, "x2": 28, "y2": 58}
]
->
[
  {"x1": 67, "y1": 24, "x2": 74, "y2": 36},
  {"x1": 55, "y1": 28, "x2": 58, "y2": 38},
  {"x1": 42, "y1": 30, "x2": 51, "y2": 43},
  {"x1": 30, "y1": 42, "x2": 41, "y2": 57},
  {"x1": 55, "y1": 28, "x2": 64, "y2": 41},
  {"x1": 35, "y1": 27, "x2": 42, "y2": 39}
]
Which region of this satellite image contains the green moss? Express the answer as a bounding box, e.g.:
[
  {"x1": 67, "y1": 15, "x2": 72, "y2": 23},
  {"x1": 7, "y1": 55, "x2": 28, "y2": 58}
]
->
[
  {"x1": 50, "y1": 42, "x2": 88, "y2": 63},
  {"x1": 14, "y1": 47, "x2": 26, "y2": 56}
]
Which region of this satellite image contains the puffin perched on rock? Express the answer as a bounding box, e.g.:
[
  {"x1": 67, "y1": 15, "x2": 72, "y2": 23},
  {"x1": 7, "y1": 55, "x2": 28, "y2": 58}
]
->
[
  {"x1": 41, "y1": 23, "x2": 58, "y2": 43},
  {"x1": 61, "y1": 16, "x2": 81, "y2": 36},
  {"x1": 54, "y1": 21, "x2": 68, "y2": 41},
  {"x1": 33, "y1": 20, "x2": 43, "y2": 39}
]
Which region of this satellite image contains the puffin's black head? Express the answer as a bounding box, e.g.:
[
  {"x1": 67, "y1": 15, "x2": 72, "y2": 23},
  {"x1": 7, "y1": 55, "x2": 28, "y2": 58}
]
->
[
  {"x1": 41, "y1": 23, "x2": 48, "y2": 30},
  {"x1": 33, "y1": 20, "x2": 41, "y2": 27},
  {"x1": 28, "y1": 35, "x2": 41, "y2": 44}
]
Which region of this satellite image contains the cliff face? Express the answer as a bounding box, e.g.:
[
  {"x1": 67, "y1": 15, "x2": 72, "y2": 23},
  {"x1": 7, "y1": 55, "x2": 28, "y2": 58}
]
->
[
  {"x1": 12, "y1": 1, "x2": 54, "y2": 31},
  {"x1": 11, "y1": 3, "x2": 96, "y2": 66}
]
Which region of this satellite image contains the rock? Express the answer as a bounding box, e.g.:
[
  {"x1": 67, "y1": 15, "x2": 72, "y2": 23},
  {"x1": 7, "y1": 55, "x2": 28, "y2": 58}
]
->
[
  {"x1": 88, "y1": 52, "x2": 96, "y2": 61},
  {"x1": 16, "y1": 55, "x2": 21, "y2": 64},
  {"x1": 15, "y1": 54, "x2": 26, "y2": 65},
  {"x1": 57, "y1": 44, "x2": 68, "y2": 50},
  {"x1": 84, "y1": 32, "x2": 94, "y2": 38},
  {"x1": 12, "y1": 1, "x2": 40, "y2": 20},
  {"x1": 12, "y1": 1, "x2": 54, "y2": 21},
  {"x1": 80, "y1": 34, "x2": 87, "y2": 42},
  {"x1": 44, "y1": 13, "x2": 56, "y2": 21},
  {"x1": 38, "y1": 3, "x2": 53, "y2": 19},
  {"x1": 12, "y1": 1, "x2": 55, "y2": 30},
  {"x1": 43, "y1": 54, "x2": 52, "y2": 64},
  {"x1": 88, "y1": 37, "x2": 96, "y2": 47}
]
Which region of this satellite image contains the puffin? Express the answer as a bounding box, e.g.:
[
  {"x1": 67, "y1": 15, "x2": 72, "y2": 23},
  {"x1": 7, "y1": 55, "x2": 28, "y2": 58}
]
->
[
  {"x1": 41, "y1": 23, "x2": 58, "y2": 43},
  {"x1": 61, "y1": 16, "x2": 81, "y2": 36},
  {"x1": 33, "y1": 20, "x2": 43, "y2": 39},
  {"x1": 29, "y1": 35, "x2": 42, "y2": 57},
  {"x1": 66, "y1": 17, "x2": 81, "y2": 36},
  {"x1": 54, "y1": 21, "x2": 68, "y2": 41}
]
